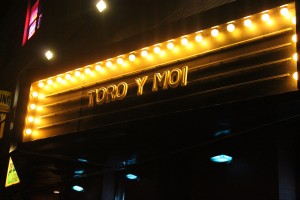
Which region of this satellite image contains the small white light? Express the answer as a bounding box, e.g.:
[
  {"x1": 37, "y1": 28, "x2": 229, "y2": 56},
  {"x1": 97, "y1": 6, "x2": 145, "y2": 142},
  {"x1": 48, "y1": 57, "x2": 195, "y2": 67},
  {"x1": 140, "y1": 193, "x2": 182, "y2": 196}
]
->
[
  {"x1": 53, "y1": 191, "x2": 60, "y2": 194},
  {"x1": 211, "y1": 28, "x2": 219, "y2": 37},
  {"x1": 261, "y1": 13, "x2": 270, "y2": 22},
  {"x1": 181, "y1": 37, "x2": 188, "y2": 45},
  {"x1": 244, "y1": 18, "x2": 252, "y2": 27},
  {"x1": 292, "y1": 16, "x2": 296, "y2": 25},
  {"x1": 27, "y1": 116, "x2": 34, "y2": 122},
  {"x1": 45, "y1": 50, "x2": 53, "y2": 60},
  {"x1": 38, "y1": 82, "x2": 44, "y2": 88},
  {"x1": 195, "y1": 34, "x2": 203, "y2": 42},
  {"x1": 154, "y1": 46, "x2": 161, "y2": 54},
  {"x1": 25, "y1": 129, "x2": 32, "y2": 135},
  {"x1": 129, "y1": 53, "x2": 136, "y2": 61},
  {"x1": 96, "y1": 0, "x2": 107, "y2": 12},
  {"x1": 47, "y1": 79, "x2": 53, "y2": 85},
  {"x1": 56, "y1": 76, "x2": 63, "y2": 83},
  {"x1": 227, "y1": 23, "x2": 235, "y2": 32},
  {"x1": 117, "y1": 57, "x2": 124, "y2": 64},
  {"x1": 167, "y1": 41, "x2": 174, "y2": 49},
  {"x1": 293, "y1": 53, "x2": 298, "y2": 61},
  {"x1": 30, "y1": 104, "x2": 36, "y2": 110},
  {"x1": 292, "y1": 34, "x2": 297, "y2": 43},
  {"x1": 65, "y1": 73, "x2": 72, "y2": 80},
  {"x1": 293, "y1": 72, "x2": 298, "y2": 80},
  {"x1": 280, "y1": 7, "x2": 289, "y2": 17},
  {"x1": 106, "y1": 60, "x2": 113, "y2": 68},
  {"x1": 75, "y1": 70, "x2": 81, "y2": 77},
  {"x1": 141, "y1": 49, "x2": 148, "y2": 57},
  {"x1": 95, "y1": 65, "x2": 102, "y2": 71},
  {"x1": 32, "y1": 91, "x2": 39, "y2": 97},
  {"x1": 85, "y1": 68, "x2": 91, "y2": 74}
]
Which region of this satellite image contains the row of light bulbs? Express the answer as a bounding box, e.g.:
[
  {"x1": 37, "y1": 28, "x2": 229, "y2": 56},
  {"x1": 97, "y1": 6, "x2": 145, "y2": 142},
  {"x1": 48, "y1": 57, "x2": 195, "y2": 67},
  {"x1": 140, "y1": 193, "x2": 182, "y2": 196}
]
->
[
  {"x1": 25, "y1": 4, "x2": 297, "y2": 136},
  {"x1": 35, "y1": 4, "x2": 296, "y2": 92}
]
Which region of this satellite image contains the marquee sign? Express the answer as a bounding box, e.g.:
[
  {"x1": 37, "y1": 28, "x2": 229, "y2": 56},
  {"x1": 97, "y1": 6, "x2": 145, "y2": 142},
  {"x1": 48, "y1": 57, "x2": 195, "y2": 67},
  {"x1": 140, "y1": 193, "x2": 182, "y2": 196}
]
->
[
  {"x1": 23, "y1": 3, "x2": 297, "y2": 141},
  {"x1": 87, "y1": 66, "x2": 188, "y2": 107}
]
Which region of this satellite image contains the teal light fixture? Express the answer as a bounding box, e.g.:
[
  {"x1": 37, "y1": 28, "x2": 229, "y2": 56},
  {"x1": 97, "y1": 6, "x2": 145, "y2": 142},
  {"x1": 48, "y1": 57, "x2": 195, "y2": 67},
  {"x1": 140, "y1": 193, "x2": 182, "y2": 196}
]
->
[{"x1": 210, "y1": 154, "x2": 233, "y2": 163}]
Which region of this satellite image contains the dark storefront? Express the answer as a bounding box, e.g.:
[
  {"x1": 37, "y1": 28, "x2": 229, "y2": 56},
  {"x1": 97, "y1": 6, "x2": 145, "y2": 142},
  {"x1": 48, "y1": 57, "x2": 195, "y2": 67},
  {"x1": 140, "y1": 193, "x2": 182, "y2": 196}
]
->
[{"x1": 0, "y1": 0, "x2": 299, "y2": 199}]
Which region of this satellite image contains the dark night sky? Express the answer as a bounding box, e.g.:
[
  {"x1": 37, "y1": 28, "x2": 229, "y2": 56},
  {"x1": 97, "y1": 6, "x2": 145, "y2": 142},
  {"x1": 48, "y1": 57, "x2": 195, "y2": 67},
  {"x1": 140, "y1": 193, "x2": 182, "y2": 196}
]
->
[{"x1": 0, "y1": 1, "x2": 17, "y2": 23}]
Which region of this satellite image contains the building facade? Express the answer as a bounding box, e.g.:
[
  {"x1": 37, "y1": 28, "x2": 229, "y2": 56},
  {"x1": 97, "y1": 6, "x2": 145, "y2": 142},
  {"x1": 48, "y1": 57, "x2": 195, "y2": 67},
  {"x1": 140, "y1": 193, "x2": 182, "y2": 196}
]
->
[{"x1": 0, "y1": 0, "x2": 299, "y2": 199}]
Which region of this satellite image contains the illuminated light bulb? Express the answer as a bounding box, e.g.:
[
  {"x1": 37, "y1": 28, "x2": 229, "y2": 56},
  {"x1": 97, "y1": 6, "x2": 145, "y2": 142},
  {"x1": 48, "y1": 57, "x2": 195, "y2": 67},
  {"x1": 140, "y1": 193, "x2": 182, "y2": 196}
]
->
[
  {"x1": 56, "y1": 76, "x2": 63, "y2": 83},
  {"x1": 280, "y1": 7, "x2": 289, "y2": 17},
  {"x1": 30, "y1": 104, "x2": 36, "y2": 110},
  {"x1": 32, "y1": 92, "x2": 38, "y2": 97},
  {"x1": 292, "y1": 16, "x2": 296, "y2": 24},
  {"x1": 293, "y1": 72, "x2": 298, "y2": 80},
  {"x1": 181, "y1": 37, "x2": 188, "y2": 45},
  {"x1": 227, "y1": 23, "x2": 235, "y2": 32},
  {"x1": 106, "y1": 60, "x2": 112, "y2": 68},
  {"x1": 292, "y1": 34, "x2": 297, "y2": 43},
  {"x1": 244, "y1": 18, "x2": 252, "y2": 27},
  {"x1": 154, "y1": 46, "x2": 161, "y2": 54},
  {"x1": 129, "y1": 53, "x2": 136, "y2": 61},
  {"x1": 141, "y1": 49, "x2": 148, "y2": 57},
  {"x1": 38, "y1": 82, "x2": 45, "y2": 88},
  {"x1": 95, "y1": 65, "x2": 102, "y2": 71},
  {"x1": 75, "y1": 70, "x2": 81, "y2": 77},
  {"x1": 25, "y1": 129, "x2": 32, "y2": 135},
  {"x1": 211, "y1": 28, "x2": 219, "y2": 37},
  {"x1": 293, "y1": 53, "x2": 298, "y2": 61},
  {"x1": 96, "y1": 0, "x2": 106, "y2": 12},
  {"x1": 261, "y1": 13, "x2": 270, "y2": 22},
  {"x1": 167, "y1": 41, "x2": 174, "y2": 49},
  {"x1": 47, "y1": 79, "x2": 53, "y2": 85},
  {"x1": 65, "y1": 73, "x2": 72, "y2": 80},
  {"x1": 195, "y1": 34, "x2": 203, "y2": 42},
  {"x1": 45, "y1": 50, "x2": 53, "y2": 60},
  {"x1": 117, "y1": 57, "x2": 124, "y2": 64},
  {"x1": 84, "y1": 68, "x2": 91, "y2": 74},
  {"x1": 27, "y1": 116, "x2": 34, "y2": 122}
]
